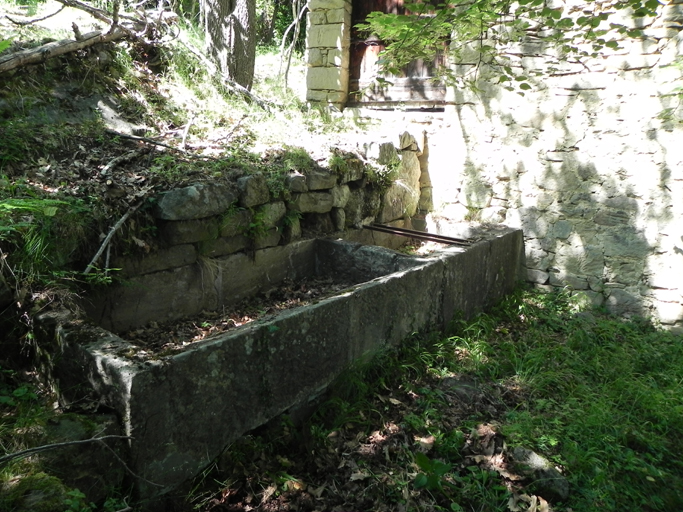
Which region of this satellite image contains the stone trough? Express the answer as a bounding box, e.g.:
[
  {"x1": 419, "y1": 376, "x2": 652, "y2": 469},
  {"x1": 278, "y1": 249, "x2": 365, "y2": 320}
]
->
[{"x1": 51, "y1": 226, "x2": 524, "y2": 497}]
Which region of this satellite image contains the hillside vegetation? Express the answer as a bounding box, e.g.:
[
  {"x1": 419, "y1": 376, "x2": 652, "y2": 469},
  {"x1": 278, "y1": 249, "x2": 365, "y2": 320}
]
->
[{"x1": 1, "y1": 3, "x2": 682, "y2": 512}]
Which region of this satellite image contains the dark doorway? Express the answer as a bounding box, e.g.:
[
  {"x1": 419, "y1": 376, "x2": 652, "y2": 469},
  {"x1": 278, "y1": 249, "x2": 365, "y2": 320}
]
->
[{"x1": 349, "y1": 0, "x2": 448, "y2": 107}]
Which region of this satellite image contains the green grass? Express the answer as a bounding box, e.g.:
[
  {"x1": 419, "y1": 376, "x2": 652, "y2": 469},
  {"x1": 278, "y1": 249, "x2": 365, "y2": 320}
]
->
[{"x1": 199, "y1": 288, "x2": 683, "y2": 512}]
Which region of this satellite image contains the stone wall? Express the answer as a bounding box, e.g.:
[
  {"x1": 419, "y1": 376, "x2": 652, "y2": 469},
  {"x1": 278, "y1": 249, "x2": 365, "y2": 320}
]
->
[
  {"x1": 85, "y1": 145, "x2": 425, "y2": 330},
  {"x1": 331, "y1": 2, "x2": 683, "y2": 330},
  {"x1": 438, "y1": 2, "x2": 683, "y2": 330},
  {"x1": 305, "y1": 0, "x2": 351, "y2": 107}
]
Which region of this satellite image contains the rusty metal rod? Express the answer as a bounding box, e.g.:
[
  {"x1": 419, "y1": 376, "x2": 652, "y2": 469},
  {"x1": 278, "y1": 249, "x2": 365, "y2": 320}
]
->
[{"x1": 364, "y1": 224, "x2": 472, "y2": 246}]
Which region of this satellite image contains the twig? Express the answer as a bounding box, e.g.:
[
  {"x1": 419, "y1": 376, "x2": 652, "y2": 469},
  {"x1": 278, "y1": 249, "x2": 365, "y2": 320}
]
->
[
  {"x1": 105, "y1": 129, "x2": 181, "y2": 151},
  {"x1": 180, "y1": 114, "x2": 195, "y2": 151},
  {"x1": 100, "y1": 149, "x2": 144, "y2": 176},
  {"x1": 84, "y1": 202, "x2": 143, "y2": 275},
  {"x1": 0, "y1": 435, "x2": 132, "y2": 465},
  {"x1": 5, "y1": 5, "x2": 65, "y2": 25}
]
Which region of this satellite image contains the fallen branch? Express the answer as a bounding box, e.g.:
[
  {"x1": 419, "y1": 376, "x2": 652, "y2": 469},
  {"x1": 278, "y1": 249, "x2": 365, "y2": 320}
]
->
[
  {"x1": 0, "y1": 435, "x2": 131, "y2": 465},
  {"x1": 100, "y1": 149, "x2": 145, "y2": 176},
  {"x1": 84, "y1": 201, "x2": 144, "y2": 275},
  {"x1": 0, "y1": 28, "x2": 128, "y2": 74}
]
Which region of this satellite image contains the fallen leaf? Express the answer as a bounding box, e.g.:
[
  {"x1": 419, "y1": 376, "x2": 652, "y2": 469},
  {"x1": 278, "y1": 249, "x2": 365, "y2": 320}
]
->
[
  {"x1": 417, "y1": 435, "x2": 435, "y2": 451},
  {"x1": 350, "y1": 471, "x2": 371, "y2": 481},
  {"x1": 310, "y1": 484, "x2": 326, "y2": 498}
]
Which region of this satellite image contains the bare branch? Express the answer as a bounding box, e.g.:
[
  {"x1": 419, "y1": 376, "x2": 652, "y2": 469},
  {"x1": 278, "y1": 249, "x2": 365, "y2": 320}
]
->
[
  {"x1": 0, "y1": 435, "x2": 131, "y2": 465},
  {"x1": 84, "y1": 201, "x2": 144, "y2": 275},
  {"x1": 5, "y1": 5, "x2": 66, "y2": 26}
]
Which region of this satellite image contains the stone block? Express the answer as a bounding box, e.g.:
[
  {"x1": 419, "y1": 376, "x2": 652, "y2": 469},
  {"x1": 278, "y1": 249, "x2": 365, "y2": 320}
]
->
[
  {"x1": 594, "y1": 209, "x2": 631, "y2": 226},
  {"x1": 527, "y1": 269, "x2": 549, "y2": 284},
  {"x1": 282, "y1": 217, "x2": 302, "y2": 244},
  {"x1": 307, "y1": 11, "x2": 326, "y2": 25},
  {"x1": 254, "y1": 228, "x2": 282, "y2": 250},
  {"x1": 400, "y1": 151, "x2": 422, "y2": 186},
  {"x1": 338, "y1": 157, "x2": 365, "y2": 183},
  {"x1": 605, "y1": 287, "x2": 645, "y2": 316},
  {"x1": 238, "y1": 173, "x2": 270, "y2": 208},
  {"x1": 331, "y1": 184, "x2": 350, "y2": 207},
  {"x1": 600, "y1": 231, "x2": 651, "y2": 258},
  {"x1": 480, "y1": 206, "x2": 506, "y2": 223},
  {"x1": 161, "y1": 218, "x2": 220, "y2": 245},
  {"x1": 289, "y1": 192, "x2": 334, "y2": 213},
  {"x1": 307, "y1": 67, "x2": 344, "y2": 91},
  {"x1": 302, "y1": 212, "x2": 336, "y2": 233},
  {"x1": 287, "y1": 172, "x2": 308, "y2": 193},
  {"x1": 307, "y1": 89, "x2": 332, "y2": 103},
  {"x1": 552, "y1": 220, "x2": 573, "y2": 239},
  {"x1": 113, "y1": 244, "x2": 197, "y2": 277},
  {"x1": 655, "y1": 301, "x2": 683, "y2": 325},
  {"x1": 549, "y1": 272, "x2": 588, "y2": 290},
  {"x1": 326, "y1": 8, "x2": 348, "y2": 23},
  {"x1": 258, "y1": 201, "x2": 287, "y2": 229},
  {"x1": 331, "y1": 207, "x2": 346, "y2": 231},
  {"x1": 571, "y1": 290, "x2": 605, "y2": 308},
  {"x1": 378, "y1": 180, "x2": 419, "y2": 223},
  {"x1": 418, "y1": 187, "x2": 433, "y2": 212},
  {"x1": 220, "y1": 208, "x2": 252, "y2": 237},
  {"x1": 326, "y1": 48, "x2": 348, "y2": 67},
  {"x1": 199, "y1": 235, "x2": 249, "y2": 258},
  {"x1": 153, "y1": 183, "x2": 237, "y2": 221},
  {"x1": 307, "y1": 48, "x2": 325, "y2": 67},
  {"x1": 309, "y1": 0, "x2": 346, "y2": 9},
  {"x1": 307, "y1": 170, "x2": 337, "y2": 190},
  {"x1": 463, "y1": 178, "x2": 493, "y2": 209},
  {"x1": 307, "y1": 24, "x2": 344, "y2": 48}
]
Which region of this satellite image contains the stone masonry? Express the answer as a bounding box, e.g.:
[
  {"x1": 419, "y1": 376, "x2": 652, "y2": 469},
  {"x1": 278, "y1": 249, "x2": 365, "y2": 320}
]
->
[
  {"x1": 86, "y1": 146, "x2": 423, "y2": 331},
  {"x1": 305, "y1": 0, "x2": 351, "y2": 107},
  {"x1": 310, "y1": 0, "x2": 683, "y2": 331}
]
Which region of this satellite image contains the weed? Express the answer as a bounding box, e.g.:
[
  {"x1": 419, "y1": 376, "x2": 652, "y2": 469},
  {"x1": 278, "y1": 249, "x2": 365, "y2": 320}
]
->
[{"x1": 365, "y1": 162, "x2": 399, "y2": 192}]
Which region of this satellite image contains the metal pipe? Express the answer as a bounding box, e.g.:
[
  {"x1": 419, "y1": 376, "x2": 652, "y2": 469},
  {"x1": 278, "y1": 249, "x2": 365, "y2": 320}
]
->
[{"x1": 363, "y1": 224, "x2": 472, "y2": 246}]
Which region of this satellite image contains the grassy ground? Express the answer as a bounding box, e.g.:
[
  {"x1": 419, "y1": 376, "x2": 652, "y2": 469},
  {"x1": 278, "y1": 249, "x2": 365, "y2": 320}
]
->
[{"x1": 178, "y1": 288, "x2": 683, "y2": 512}]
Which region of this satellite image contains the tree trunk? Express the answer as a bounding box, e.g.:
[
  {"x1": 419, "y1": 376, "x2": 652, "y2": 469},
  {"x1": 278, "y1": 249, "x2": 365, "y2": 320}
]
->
[{"x1": 203, "y1": 0, "x2": 256, "y2": 91}]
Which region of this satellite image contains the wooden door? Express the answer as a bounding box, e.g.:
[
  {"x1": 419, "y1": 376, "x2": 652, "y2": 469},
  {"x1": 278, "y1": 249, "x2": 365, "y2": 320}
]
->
[{"x1": 349, "y1": 0, "x2": 447, "y2": 106}]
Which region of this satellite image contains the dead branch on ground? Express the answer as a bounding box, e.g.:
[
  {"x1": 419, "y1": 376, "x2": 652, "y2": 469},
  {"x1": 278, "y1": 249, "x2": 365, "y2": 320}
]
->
[{"x1": 0, "y1": 0, "x2": 172, "y2": 74}]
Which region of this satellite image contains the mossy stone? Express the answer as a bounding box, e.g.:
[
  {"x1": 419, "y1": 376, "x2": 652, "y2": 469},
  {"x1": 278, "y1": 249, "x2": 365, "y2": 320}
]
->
[{"x1": 1, "y1": 472, "x2": 70, "y2": 512}]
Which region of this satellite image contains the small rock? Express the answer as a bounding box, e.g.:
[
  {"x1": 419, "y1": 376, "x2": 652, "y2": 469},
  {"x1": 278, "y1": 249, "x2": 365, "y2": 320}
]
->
[{"x1": 508, "y1": 446, "x2": 570, "y2": 502}]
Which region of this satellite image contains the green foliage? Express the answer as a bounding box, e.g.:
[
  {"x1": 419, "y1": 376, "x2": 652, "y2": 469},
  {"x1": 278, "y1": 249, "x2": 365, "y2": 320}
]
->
[
  {"x1": 0, "y1": 194, "x2": 93, "y2": 282},
  {"x1": 358, "y1": 0, "x2": 663, "y2": 92},
  {"x1": 0, "y1": 38, "x2": 12, "y2": 54},
  {"x1": 63, "y1": 489, "x2": 96, "y2": 512},
  {"x1": 448, "y1": 289, "x2": 683, "y2": 510},
  {"x1": 413, "y1": 452, "x2": 452, "y2": 491},
  {"x1": 365, "y1": 162, "x2": 399, "y2": 192}
]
